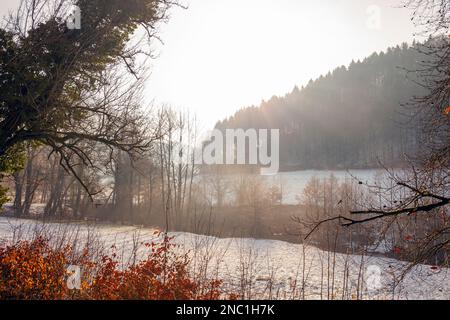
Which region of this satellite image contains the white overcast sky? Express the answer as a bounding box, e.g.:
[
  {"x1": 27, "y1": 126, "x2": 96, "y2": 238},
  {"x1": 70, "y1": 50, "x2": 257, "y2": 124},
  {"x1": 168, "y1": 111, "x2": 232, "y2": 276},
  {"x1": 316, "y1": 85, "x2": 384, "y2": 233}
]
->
[{"x1": 1, "y1": 0, "x2": 418, "y2": 129}]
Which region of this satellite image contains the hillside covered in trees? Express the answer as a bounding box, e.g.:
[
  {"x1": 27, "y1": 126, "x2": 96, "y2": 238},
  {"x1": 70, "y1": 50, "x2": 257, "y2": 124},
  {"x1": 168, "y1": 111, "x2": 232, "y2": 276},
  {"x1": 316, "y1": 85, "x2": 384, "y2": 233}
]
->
[{"x1": 216, "y1": 42, "x2": 428, "y2": 170}]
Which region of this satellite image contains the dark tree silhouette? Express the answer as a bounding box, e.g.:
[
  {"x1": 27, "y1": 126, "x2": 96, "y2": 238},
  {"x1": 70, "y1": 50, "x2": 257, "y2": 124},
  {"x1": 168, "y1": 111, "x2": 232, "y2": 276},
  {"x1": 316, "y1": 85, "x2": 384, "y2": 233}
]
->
[{"x1": 0, "y1": 0, "x2": 178, "y2": 199}]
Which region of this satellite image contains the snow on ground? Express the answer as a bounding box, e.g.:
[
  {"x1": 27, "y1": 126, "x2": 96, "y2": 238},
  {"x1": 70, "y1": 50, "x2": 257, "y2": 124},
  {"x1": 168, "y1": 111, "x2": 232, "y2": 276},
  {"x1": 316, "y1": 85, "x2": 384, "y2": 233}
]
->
[{"x1": 0, "y1": 216, "x2": 448, "y2": 300}]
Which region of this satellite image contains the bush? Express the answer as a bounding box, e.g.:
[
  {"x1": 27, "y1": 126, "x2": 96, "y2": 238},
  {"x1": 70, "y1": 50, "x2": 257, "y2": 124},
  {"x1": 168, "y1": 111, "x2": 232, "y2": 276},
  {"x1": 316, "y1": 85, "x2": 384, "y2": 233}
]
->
[{"x1": 0, "y1": 236, "x2": 227, "y2": 300}]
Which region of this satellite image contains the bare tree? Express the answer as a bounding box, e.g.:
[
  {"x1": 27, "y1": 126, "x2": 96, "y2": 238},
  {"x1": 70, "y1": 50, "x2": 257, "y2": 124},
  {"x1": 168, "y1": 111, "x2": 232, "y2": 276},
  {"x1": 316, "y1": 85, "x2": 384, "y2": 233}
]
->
[
  {"x1": 0, "y1": 0, "x2": 178, "y2": 199},
  {"x1": 306, "y1": 1, "x2": 449, "y2": 266}
]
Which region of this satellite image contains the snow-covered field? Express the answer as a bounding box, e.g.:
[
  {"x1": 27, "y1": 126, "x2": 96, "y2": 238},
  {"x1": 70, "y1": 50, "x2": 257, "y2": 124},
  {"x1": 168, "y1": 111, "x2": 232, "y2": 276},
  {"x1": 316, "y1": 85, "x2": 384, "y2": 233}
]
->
[{"x1": 0, "y1": 216, "x2": 448, "y2": 300}]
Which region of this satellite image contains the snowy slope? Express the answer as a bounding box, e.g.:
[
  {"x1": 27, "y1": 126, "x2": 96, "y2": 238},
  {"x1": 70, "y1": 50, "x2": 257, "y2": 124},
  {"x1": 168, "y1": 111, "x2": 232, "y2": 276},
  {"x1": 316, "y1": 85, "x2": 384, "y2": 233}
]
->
[{"x1": 0, "y1": 216, "x2": 448, "y2": 300}]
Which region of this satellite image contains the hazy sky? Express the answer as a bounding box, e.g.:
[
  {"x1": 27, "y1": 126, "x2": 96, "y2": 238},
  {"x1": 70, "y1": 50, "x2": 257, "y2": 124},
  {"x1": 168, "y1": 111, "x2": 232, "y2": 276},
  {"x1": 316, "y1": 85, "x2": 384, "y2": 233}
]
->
[
  {"x1": 145, "y1": 0, "x2": 417, "y2": 128},
  {"x1": 0, "y1": 0, "x2": 418, "y2": 128}
]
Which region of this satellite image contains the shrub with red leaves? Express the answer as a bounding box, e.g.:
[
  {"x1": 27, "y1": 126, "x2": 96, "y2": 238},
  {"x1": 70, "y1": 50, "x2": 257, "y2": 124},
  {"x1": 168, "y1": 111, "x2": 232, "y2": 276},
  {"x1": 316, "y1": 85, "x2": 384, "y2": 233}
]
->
[
  {"x1": 0, "y1": 236, "x2": 229, "y2": 300},
  {"x1": 0, "y1": 238, "x2": 70, "y2": 299}
]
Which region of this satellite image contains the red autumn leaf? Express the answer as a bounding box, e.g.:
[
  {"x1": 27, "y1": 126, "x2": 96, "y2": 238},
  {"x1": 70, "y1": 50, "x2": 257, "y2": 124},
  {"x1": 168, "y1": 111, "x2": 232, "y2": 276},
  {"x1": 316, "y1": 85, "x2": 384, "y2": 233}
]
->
[
  {"x1": 392, "y1": 246, "x2": 402, "y2": 254},
  {"x1": 445, "y1": 106, "x2": 450, "y2": 115},
  {"x1": 404, "y1": 235, "x2": 413, "y2": 241}
]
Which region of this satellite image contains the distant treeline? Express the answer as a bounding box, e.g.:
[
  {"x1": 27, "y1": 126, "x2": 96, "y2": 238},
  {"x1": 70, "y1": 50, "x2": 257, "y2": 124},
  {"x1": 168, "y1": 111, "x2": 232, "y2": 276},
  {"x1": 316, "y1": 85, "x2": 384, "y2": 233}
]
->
[{"x1": 216, "y1": 42, "x2": 428, "y2": 170}]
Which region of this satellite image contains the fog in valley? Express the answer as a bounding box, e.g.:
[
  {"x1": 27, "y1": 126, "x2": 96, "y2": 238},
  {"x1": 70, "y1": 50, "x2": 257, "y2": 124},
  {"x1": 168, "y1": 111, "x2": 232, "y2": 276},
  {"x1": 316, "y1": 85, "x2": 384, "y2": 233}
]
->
[{"x1": 0, "y1": 0, "x2": 448, "y2": 300}]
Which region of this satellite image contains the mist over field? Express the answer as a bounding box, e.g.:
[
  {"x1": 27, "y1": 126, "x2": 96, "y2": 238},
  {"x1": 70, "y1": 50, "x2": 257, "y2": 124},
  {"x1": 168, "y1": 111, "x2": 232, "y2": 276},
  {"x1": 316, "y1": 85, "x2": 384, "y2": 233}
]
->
[{"x1": 0, "y1": 0, "x2": 448, "y2": 302}]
